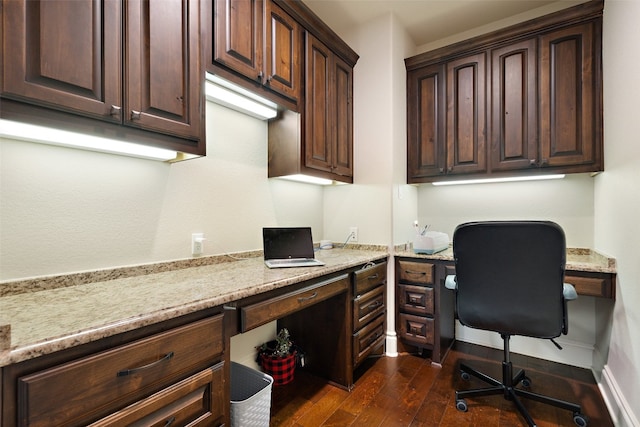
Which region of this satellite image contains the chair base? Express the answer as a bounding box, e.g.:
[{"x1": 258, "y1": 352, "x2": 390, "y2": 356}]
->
[{"x1": 454, "y1": 337, "x2": 588, "y2": 426}]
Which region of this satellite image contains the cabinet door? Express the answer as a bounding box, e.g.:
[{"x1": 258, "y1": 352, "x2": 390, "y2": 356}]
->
[
  {"x1": 331, "y1": 54, "x2": 354, "y2": 178},
  {"x1": 213, "y1": 0, "x2": 263, "y2": 83},
  {"x1": 539, "y1": 21, "x2": 600, "y2": 169},
  {"x1": 264, "y1": 0, "x2": 301, "y2": 102},
  {"x1": 304, "y1": 34, "x2": 333, "y2": 173},
  {"x1": 446, "y1": 52, "x2": 487, "y2": 175},
  {"x1": 1, "y1": 0, "x2": 121, "y2": 121},
  {"x1": 490, "y1": 39, "x2": 538, "y2": 171},
  {"x1": 125, "y1": 0, "x2": 202, "y2": 140},
  {"x1": 407, "y1": 64, "x2": 446, "y2": 180}
]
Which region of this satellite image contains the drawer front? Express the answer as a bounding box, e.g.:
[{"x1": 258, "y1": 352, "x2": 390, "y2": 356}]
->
[
  {"x1": 566, "y1": 273, "x2": 614, "y2": 299},
  {"x1": 353, "y1": 285, "x2": 386, "y2": 332},
  {"x1": 353, "y1": 314, "x2": 385, "y2": 366},
  {"x1": 398, "y1": 284, "x2": 434, "y2": 316},
  {"x1": 398, "y1": 260, "x2": 434, "y2": 284},
  {"x1": 354, "y1": 262, "x2": 387, "y2": 295},
  {"x1": 18, "y1": 315, "x2": 224, "y2": 427},
  {"x1": 89, "y1": 363, "x2": 225, "y2": 427},
  {"x1": 398, "y1": 313, "x2": 434, "y2": 347},
  {"x1": 241, "y1": 274, "x2": 350, "y2": 332}
]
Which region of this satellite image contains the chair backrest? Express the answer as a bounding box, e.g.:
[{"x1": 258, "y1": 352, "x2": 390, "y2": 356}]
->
[{"x1": 453, "y1": 221, "x2": 567, "y2": 339}]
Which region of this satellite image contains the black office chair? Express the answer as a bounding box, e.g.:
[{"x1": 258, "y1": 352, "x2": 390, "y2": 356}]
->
[{"x1": 445, "y1": 221, "x2": 588, "y2": 427}]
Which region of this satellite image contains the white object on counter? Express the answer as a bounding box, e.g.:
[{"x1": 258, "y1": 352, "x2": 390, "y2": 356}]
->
[
  {"x1": 413, "y1": 231, "x2": 449, "y2": 254},
  {"x1": 320, "y1": 240, "x2": 333, "y2": 249}
]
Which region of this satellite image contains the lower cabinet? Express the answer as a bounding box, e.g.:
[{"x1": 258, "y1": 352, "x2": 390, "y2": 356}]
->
[
  {"x1": 3, "y1": 312, "x2": 225, "y2": 427},
  {"x1": 352, "y1": 262, "x2": 387, "y2": 367},
  {"x1": 395, "y1": 258, "x2": 455, "y2": 364}
]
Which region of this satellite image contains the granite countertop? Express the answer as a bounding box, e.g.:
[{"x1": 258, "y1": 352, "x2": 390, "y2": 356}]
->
[
  {"x1": 394, "y1": 247, "x2": 617, "y2": 274},
  {"x1": 0, "y1": 248, "x2": 388, "y2": 367}
]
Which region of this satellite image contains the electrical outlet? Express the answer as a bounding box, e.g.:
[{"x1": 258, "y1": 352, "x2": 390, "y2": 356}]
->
[
  {"x1": 349, "y1": 227, "x2": 358, "y2": 242},
  {"x1": 192, "y1": 233, "x2": 204, "y2": 256}
]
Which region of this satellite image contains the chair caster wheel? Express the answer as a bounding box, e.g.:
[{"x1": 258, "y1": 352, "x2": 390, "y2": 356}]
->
[
  {"x1": 456, "y1": 399, "x2": 468, "y2": 412},
  {"x1": 573, "y1": 413, "x2": 589, "y2": 426},
  {"x1": 521, "y1": 376, "x2": 532, "y2": 388},
  {"x1": 460, "y1": 370, "x2": 471, "y2": 381}
]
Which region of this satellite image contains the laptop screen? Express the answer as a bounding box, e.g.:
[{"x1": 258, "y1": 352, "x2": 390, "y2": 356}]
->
[{"x1": 263, "y1": 227, "x2": 316, "y2": 260}]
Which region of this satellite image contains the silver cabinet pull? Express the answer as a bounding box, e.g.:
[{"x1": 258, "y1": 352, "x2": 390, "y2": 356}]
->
[
  {"x1": 130, "y1": 110, "x2": 141, "y2": 120},
  {"x1": 298, "y1": 292, "x2": 318, "y2": 302},
  {"x1": 117, "y1": 351, "x2": 174, "y2": 377},
  {"x1": 110, "y1": 105, "x2": 121, "y2": 117}
]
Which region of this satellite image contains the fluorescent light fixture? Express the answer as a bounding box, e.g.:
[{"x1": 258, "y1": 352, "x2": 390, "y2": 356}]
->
[
  {"x1": 205, "y1": 73, "x2": 278, "y2": 120},
  {"x1": 431, "y1": 174, "x2": 566, "y2": 186},
  {"x1": 0, "y1": 119, "x2": 178, "y2": 161},
  {"x1": 276, "y1": 174, "x2": 335, "y2": 186}
]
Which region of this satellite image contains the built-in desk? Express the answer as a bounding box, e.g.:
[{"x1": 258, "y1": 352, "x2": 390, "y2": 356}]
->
[
  {"x1": 395, "y1": 247, "x2": 617, "y2": 299},
  {"x1": 0, "y1": 248, "x2": 388, "y2": 426}
]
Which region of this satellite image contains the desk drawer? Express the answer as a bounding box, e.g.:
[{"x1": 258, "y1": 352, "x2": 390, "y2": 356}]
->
[
  {"x1": 566, "y1": 273, "x2": 615, "y2": 299},
  {"x1": 398, "y1": 284, "x2": 434, "y2": 316},
  {"x1": 353, "y1": 285, "x2": 385, "y2": 331},
  {"x1": 353, "y1": 314, "x2": 385, "y2": 366},
  {"x1": 89, "y1": 363, "x2": 225, "y2": 427},
  {"x1": 241, "y1": 274, "x2": 349, "y2": 332},
  {"x1": 354, "y1": 262, "x2": 387, "y2": 295},
  {"x1": 398, "y1": 313, "x2": 434, "y2": 347},
  {"x1": 398, "y1": 261, "x2": 434, "y2": 285},
  {"x1": 18, "y1": 315, "x2": 223, "y2": 427}
]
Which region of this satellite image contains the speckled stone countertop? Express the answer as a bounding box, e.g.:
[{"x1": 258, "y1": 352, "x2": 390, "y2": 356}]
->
[
  {"x1": 394, "y1": 247, "x2": 617, "y2": 274},
  {"x1": 0, "y1": 248, "x2": 387, "y2": 367}
]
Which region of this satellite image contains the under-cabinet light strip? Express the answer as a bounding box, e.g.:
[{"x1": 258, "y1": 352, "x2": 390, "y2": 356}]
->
[
  {"x1": 0, "y1": 119, "x2": 178, "y2": 161},
  {"x1": 205, "y1": 73, "x2": 278, "y2": 120},
  {"x1": 431, "y1": 174, "x2": 566, "y2": 186}
]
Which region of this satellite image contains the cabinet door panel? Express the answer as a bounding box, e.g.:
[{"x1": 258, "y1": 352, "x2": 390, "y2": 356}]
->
[
  {"x1": 1, "y1": 0, "x2": 121, "y2": 120},
  {"x1": 305, "y1": 34, "x2": 332, "y2": 172},
  {"x1": 447, "y1": 53, "x2": 487, "y2": 175},
  {"x1": 540, "y1": 22, "x2": 599, "y2": 168},
  {"x1": 332, "y1": 55, "x2": 354, "y2": 177},
  {"x1": 407, "y1": 64, "x2": 446, "y2": 180},
  {"x1": 265, "y1": 1, "x2": 301, "y2": 101},
  {"x1": 126, "y1": 0, "x2": 201, "y2": 140},
  {"x1": 214, "y1": 0, "x2": 263, "y2": 81},
  {"x1": 491, "y1": 39, "x2": 538, "y2": 171}
]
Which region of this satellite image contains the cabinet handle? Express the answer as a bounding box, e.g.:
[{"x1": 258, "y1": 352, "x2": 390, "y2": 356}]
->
[
  {"x1": 367, "y1": 273, "x2": 379, "y2": 280},
  {"x1": 298, "y1": 291, "x2": 318, "y2": 302},
  {"x1": 257, "y1": 71, "x2": 264, "y2": 82},
  {"x1": 117, "y1": 351, "x2": 174, "y2": 377},
  {"x1": 439, "y1": 168, "x2": 445, "y2": 174},
  {"x1": 367, "y1": 331, "x2": 381, "y2": 345},
  {"x1": 405, "y1": 270, "x2": 426, "y2": 276},
  {"x1": 409, "y1": 295, "x2": 422, "y2": 304},
  {"x1": 130, "y1": 110, "x2": 141, "y2": 120},
  {"x1": 530, "y1": 159, "x2": 537, "y2": 166},
  {"x1": 541, "y1": 158, "x2": 548, "y2": 166},
  {"x1": 110, "y1": 105, "x2": 121, "y2": 117},
  {"x1": 365, "y1": 300, "x2": 383, "y2": 310},
  {"x1": 266, "y1": 75, "x2": 273, "y2": 84},
  {"x1": 164, "y1": 417, "x2": 176, "y2": 427}
]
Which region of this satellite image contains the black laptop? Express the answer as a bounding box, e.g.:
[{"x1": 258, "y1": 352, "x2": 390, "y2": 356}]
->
[{"x1": 263, "y1": 227, "x2": 325, "y2": 268}]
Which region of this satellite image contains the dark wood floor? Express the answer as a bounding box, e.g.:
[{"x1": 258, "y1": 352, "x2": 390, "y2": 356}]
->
[{"x1": 270, "y1": 341, "x2": 613, "y2": 427}]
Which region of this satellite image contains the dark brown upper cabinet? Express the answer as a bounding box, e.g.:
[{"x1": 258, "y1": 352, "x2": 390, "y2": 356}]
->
[
  {"x1": 1, "y1": 0, "x2": 205, "y2": 156},
  {"x1": 406, "y1": 0, "x2": 603, "y2": 184},
  {"x1": 303, "y1": 33, "x2": 354, "y2": 180},
  {"x1": 210, "y1": 0, "x2": 302, "y2": 109}
]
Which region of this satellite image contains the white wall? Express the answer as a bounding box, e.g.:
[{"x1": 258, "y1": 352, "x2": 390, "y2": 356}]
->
[
  {"x1": 0, "y1": 102, "x2": 324, "y2": 280},
  {"x1": 595, "y1": 1, "x2": 640, "y2": 425}
]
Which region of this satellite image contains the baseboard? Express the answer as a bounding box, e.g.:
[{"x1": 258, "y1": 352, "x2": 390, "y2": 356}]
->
[
  {"x1": 599, "y1": 365, "x2": 640, "y2": 427},
  {"x1": 456, "y1": 327, "x2": 593, "y2": 368},
  {"x1": 385, "y1": 331, "x2": 399, "y2": 357}
]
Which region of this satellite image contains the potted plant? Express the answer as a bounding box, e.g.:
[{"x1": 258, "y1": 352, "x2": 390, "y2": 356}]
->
[{"x1": 257, "y1": 328, "x2": 297, "y2": 385}]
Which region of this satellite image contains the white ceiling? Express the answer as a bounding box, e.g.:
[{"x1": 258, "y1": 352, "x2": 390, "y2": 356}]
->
[{"x1": 303, "y1": 0, "x2": 582, "y2": 47}]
